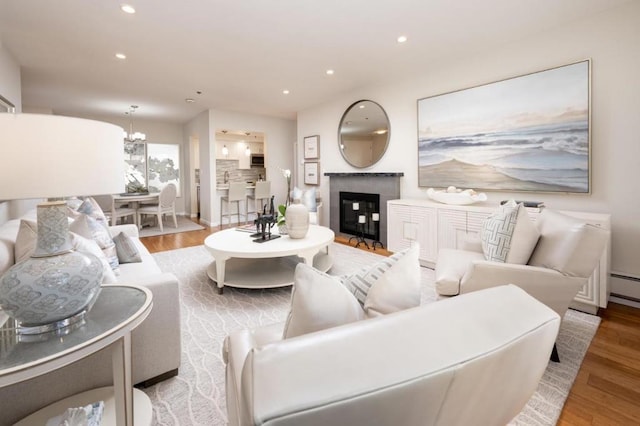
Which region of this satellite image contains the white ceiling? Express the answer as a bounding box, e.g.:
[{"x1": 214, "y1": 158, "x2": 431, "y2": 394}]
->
[{"x1": 0, "y1": 0, "x2": 630, "y2": 123}]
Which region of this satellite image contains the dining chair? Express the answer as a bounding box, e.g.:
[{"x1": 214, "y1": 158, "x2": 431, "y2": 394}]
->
[
  {"x1": 220, "y1": 182, "x2": 248, "y2": 228},
  {"x1": 136, "y1": 183, "x2": 178, "y2": 231}
]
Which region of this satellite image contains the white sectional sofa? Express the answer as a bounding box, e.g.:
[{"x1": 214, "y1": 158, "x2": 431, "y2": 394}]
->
[{"x1": 0, "y1": 215, "x2": 181, "y2": 425}]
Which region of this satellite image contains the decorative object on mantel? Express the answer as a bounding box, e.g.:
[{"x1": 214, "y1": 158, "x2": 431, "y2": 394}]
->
[
  {"x1": 285, "y1": 198, "x2": 309, "y2": 239},
  {"x1": 0, "y1": 113, "x2": 124, "y2": 334},
  {"x1": 426, "y1": 187, "x2": 487, "y2": 205}
]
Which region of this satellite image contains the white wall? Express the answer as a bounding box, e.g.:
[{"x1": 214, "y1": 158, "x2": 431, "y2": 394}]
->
[
  {"x1": 184, "y1": 110, "x2": 213, "y2": 222},
  {"x1": 297, "y1": 1, "x2": 640, "y2": 299}
]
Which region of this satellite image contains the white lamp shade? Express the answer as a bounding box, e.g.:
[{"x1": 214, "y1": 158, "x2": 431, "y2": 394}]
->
[{"x1": 0, "y1": 114, "x2": 125, "y2": 200}]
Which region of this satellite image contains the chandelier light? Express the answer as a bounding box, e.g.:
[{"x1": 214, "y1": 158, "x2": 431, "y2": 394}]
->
[{"x1": 123, "y1": 105, "x2": 146, "y2": 142}]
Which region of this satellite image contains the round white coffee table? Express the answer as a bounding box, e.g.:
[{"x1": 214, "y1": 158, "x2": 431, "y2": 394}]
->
[{"x1": 204, "y1": 225, "x2": 335, "y2": 293}]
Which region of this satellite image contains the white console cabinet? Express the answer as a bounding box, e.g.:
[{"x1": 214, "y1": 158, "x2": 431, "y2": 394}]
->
[{"x1": 387, "y1": 199, "x2": 611, "y2": 313}]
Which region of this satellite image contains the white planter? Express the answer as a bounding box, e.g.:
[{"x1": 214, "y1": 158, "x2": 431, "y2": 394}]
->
[{"x1": 285, "y1": 200, "x2": 309, "y2": 239}]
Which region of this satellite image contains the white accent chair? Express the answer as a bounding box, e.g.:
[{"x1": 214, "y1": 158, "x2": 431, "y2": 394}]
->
[
  {"x1": 247, "y1": 181, "x2": 271, "y2": 219},
  {"x1": 435, "y1": 209, "x2": 610, "y2": 321},
  {"x1": 137, "y1": 183, "x2": 178, "y2": 232},
  {"x1": 223, "y1": 285, "x2": 560, "y2": 426},
  {"x1": 221, "y1": 182, "x2": 248, "y2": 228}
]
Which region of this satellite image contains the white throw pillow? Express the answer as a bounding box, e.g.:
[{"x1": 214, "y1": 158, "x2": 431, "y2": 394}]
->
[
  {"x1": 283, "y1": 263, "x2": 364, "y2": 339},
  {"x1": 113, "y1": 232, "x2": 142, "y2": 264},
  {"x1": 291, "y1": 186, "x2": 317, "y2": 212},
  {"x1": 480, "y1": 200, "x2": 539, "y2": 264},
  {"x1": 70, "y1": 213, "x2": 119, "y2": 272}
]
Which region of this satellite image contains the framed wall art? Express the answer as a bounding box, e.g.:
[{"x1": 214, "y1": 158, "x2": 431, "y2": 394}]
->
[
  {"x1": 304, "y1": 162, "x2": 320, "y2": 185},
  {"x1": 417, "y1": 60, "x2": 591, "y2": 193},
  {"x1": 304, "y1": 135, "x2": 320, "y2": 160}
]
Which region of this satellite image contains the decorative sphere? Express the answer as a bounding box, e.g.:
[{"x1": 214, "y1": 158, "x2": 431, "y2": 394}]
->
[{"x1": 446, "y1": 186, "x2": 457, "y2": 193}]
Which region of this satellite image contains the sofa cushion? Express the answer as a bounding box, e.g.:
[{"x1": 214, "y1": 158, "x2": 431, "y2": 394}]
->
[
  {"x1": 435, "y1": 248, "x2": 486, "y2": 296},
  {"x1": 283, "y1": 263, "x2": 364, "y2": 339},
  {"x1": 113, "y1": 232, "x2": 142, "y2": 264},
  {"x1": 70, "y1": 214, "x2": 119, "y2": 272},
  {"x1": 480, "y1": 200, "x2": 539, "y2": 264},
  {"x1": 529, "y1": 210, "x2": 608, "y2": 278},
  {"x1": 291, "y1": 186, "x2": 317, "y2": 212},
  {"x1": 340, "y1": 245, "x2": 420, "y2": 309}
]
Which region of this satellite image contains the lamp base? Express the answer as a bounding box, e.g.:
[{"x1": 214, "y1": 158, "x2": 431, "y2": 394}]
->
[{"x1": 17, "y1": 307, "x2": 88, "y2": 336}]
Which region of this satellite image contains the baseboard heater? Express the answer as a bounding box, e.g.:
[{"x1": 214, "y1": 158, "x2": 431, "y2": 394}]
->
[{"x1": 610, "y1": 272, "x2": 640, "y2": 303}]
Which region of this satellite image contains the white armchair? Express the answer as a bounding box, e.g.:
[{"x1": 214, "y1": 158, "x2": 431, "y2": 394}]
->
[{"x1": 435, "y1": 209, "x2": 610, "y2": 320}]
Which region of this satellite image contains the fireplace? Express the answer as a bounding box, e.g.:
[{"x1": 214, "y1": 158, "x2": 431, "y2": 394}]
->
[
  {"x1": 340, "y1": 192, "x2": 380, "y2": 240},
  {"x1": 325, "y1": 172, "x2": 403, "y2": 246}
]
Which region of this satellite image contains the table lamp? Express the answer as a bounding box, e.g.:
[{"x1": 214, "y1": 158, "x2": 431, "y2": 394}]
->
[{"x1": 0, "y1": 114, "x2": 125, "y2": 334}]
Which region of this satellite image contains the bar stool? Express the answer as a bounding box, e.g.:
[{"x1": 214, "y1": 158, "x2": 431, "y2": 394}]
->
[
  {"x1": 247, "y1": 181, "x2": 271, "y2": 220},
  {"x1": 220, "y1": 182, "x2": 248, "y2": 228}
]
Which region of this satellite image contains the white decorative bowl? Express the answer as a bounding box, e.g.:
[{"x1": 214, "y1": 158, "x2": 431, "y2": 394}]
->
[{"x1": 426, "y1": 188, "x2": 488, "y2": 205}]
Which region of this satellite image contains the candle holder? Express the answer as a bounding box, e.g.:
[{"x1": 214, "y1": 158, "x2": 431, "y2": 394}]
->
[
  {"x1": 370, "y1": 212, "x2": 384, "y2": 250},
  {"x1": 348, "y1": 213, "x2": 370, "y2": 249}
]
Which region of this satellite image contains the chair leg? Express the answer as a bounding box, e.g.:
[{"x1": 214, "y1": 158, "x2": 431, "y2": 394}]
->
[
  {"x1": 172, "y1": 211, "x2": 178, "y2": 228},
  {"x1": 550, "y1": 343, "x2": 560, "y2": 362},
  {"x1": 157, "y1": 213, "x2": 163, "y2": 232}
]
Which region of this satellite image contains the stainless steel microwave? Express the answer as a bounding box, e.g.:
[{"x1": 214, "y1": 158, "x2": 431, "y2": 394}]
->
[{"x1": 250, "y1": 153, "x2": 264, "y2": 167}]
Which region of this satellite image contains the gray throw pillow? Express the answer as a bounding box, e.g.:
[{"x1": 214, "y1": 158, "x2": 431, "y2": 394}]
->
[{"x1": 113, "y1": 232, "x2": 142, "y2": 264}]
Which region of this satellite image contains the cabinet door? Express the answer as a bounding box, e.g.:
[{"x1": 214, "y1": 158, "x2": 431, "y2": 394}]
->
[
  {"x1": 387, "y1": 204, "x2": 413, "y2": 253},
  {"x1": 411, "y1": 206, "x2": 438, "y2": 264},
  {"x1": 437, "y1": 209, "x2": 469, "y2": 250}
]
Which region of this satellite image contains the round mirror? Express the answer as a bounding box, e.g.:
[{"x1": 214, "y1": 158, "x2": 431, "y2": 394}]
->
[{"x1": 338, "y1": 100, "x2": 390, "y2": 168}]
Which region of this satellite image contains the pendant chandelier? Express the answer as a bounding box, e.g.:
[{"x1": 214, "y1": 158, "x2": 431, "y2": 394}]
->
[{"x1": 123, "y1": 104, "x2": 146, "y2": 142}]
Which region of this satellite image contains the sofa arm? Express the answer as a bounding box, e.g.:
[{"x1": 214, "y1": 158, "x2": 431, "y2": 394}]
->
[
  {"x1": 107, "y1": 272, "x2": 182, "y2": 384},
  {"x1": 108, "y1": 224, "x2": 139, "y2": 239},
  {"x1": 461, "y1": 261, "x2": 585, "y2": 317}
]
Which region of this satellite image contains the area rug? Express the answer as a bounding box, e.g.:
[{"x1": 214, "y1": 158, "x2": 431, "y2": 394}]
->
[
  {"x1": 145, "y1": 244, "x2": 600, "y2": 425},
  {"x1": 138, "y1": 216, "x2": 204, "y2": 237}
]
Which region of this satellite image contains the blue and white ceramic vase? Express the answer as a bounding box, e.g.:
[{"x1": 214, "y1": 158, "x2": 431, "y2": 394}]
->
[
  {"x1": 0, "y1": 202, "x2": 103, "y2": 331},
  {"x1": 285, "y1": 199, "x2": 309, "y2": 239}
]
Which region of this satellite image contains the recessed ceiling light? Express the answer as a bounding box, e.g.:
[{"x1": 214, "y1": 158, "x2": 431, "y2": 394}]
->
[
  {"x1": 359, "y1": 104, "x2": 365, "y2": 109},
  {"x1": 397, "y1": 35, "x2": 408, "y2": 43},
  {"x1": 121, "y1": 4, "x2": 136, "y2": 14},
  {"x1": 282, "y1": 90, "x2": 290, "y2": 95},
  {"x1": 115, "y1": 53, "x2": 126, "y2": 59},
  {"x1": 185, "y1": 98, "x2": 195, "y2": 103},
  {"x1": 326, "y1": 69, "x2": 335, "y2": 75}
]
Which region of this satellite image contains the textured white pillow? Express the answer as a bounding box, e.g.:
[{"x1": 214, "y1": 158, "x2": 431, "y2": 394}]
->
[
  {"x1": 341, "y1": 245, "x2": 421, "y2": 308},
  {"x1": 291, "y1": 186, "x2": 317, "y2": 212},
  {"x1": 70, "y1": 213, "x2": 119, "y2": 272},
  {"x1": 481, "y1": 201, "x2": 539, "y2": 264},
  {"x1": 283, "y1": 263, "x2": 364, "y2": 339}
]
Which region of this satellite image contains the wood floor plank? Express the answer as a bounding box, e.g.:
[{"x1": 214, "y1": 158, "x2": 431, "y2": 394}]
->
[{"x1": 141, "y1": 217, "x2": 640, "y2": 426}]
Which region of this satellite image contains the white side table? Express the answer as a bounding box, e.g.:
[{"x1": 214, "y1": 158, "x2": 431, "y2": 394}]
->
[{"x1": 0, "y1": 285, "x2": 153, "y2": 426}]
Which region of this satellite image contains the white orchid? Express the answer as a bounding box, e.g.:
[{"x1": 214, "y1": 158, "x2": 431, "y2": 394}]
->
[{"x1": 280, "y1": 168, "x2": 292, "y2": 206}]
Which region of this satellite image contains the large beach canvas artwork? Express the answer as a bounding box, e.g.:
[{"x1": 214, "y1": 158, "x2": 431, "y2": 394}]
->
[{"x1": 418, "y1": 60, "x2": 590, "y2": 193}]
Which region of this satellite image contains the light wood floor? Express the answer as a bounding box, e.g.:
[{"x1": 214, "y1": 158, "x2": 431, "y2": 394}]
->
[{"x1": 140, "y1": 220, "x2": 640, "y2": 425}]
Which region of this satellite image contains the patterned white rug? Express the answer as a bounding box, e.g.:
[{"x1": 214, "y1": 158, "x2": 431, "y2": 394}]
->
[{"x1": 145, "y1": 244, "x2": 600, "y2": 425}]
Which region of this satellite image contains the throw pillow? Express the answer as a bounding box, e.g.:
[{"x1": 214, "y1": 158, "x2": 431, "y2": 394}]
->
[
  {"x1": 528, "y1": 209, "x2": 608, "y2": 278},
  {"x1": 480, "y1": 200, "x2": 539, "y2": 264},
  {"x1": 113, "y1": 232, "x2": 142, "y2": 263},
  {"x1": 291, "y1": 186, "x2": 317, "y2": 212},
  {"x1": 283, "y1": 263, "x2": 365, "y2": 339},
  {"x1": 13, "y1": 219, "x2": 117, "y2": 284},
  {"x1": 363, "y1": 245, "x2": 422, "y2": 317},
  {"x1": 77, "y1": 197, "x2": 110, "y2": 226},
  {"x1": 70, "y1": 213, "x2": 119, "y2": 272},
  {"x1": 14, "y1": 219, "x2": 38, "y2": 264}
]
